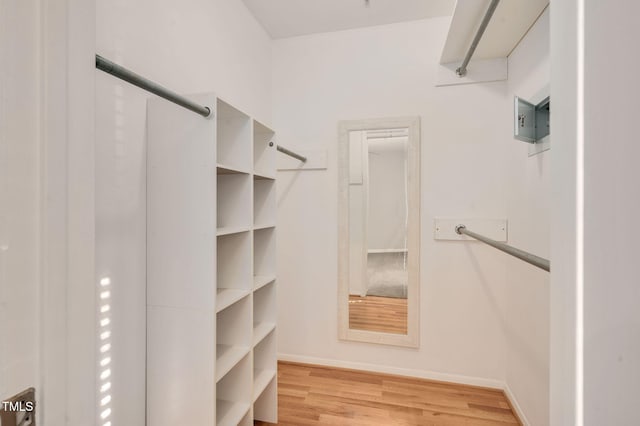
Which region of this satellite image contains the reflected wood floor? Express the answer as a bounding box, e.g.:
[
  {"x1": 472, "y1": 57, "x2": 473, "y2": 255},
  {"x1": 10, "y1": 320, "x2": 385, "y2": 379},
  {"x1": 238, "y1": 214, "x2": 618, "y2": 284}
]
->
[
  {"x1": 349, "y1": 295, "x2": 408, "y2": 334},
  {"x1": 255, "y1": 362, "x2": 521, "y2": 426}
]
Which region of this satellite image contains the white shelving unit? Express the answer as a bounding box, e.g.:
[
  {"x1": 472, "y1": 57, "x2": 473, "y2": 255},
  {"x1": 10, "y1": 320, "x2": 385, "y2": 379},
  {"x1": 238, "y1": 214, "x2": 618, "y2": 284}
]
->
[{"x1": 147, "y1": 94, "x2": 278, "y2": 425}]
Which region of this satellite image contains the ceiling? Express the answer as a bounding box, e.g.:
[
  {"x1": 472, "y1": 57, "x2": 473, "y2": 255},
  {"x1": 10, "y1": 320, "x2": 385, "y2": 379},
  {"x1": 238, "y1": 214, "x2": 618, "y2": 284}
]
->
[{"x1": 241, "y1": 0, "x2": 456, "y2": 39}]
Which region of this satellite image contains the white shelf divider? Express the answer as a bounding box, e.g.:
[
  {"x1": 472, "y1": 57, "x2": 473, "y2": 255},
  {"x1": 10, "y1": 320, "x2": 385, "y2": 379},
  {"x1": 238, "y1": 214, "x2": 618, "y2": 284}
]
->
[
  {"x1": 253, "y1": 223, "x2": 276, "y2": 231},
  {"x1": 217, "y1": 163, "x2": 251, "y2": 175},
  {"x1": 253, "y1": 369, "x2": 276, "y2": 403},
  {"x1": 253, "y1": 171, "x2": 276, "y2": 180},
  {"x1": 253, "y1": 275, "x2": 276, "y2": 291},
  {"x1": 253, "y1": 322, "x2": 276, "y2": 346},
  {"x1": 216, "y1": 400, "x2": 250, "y2": 426},
  {"x1": 216, "y1": 344, "x2": 251, "y2": 382},
  {"x1": 217, "y1": 225, "x2": 252, "y2": 236},
  {"x1": 217, "y1": 288, "x2": 251, "y2": 313}
]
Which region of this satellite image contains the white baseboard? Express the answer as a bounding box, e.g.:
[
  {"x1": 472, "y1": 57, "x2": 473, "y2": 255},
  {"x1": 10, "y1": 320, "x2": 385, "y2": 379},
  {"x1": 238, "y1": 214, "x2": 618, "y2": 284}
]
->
[
  {"x1": 503, "y1": 383, "x2": 531, "y2": 426},
  {"x1": 277, "y1": 352, "x2": 505, "y2": 390}
]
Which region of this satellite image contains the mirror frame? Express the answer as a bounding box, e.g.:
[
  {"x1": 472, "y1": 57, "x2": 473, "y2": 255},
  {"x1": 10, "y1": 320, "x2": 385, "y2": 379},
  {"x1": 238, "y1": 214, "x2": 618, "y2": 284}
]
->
[{"x1": 337, "y1": 117, "x2": 420, "y2": 347}]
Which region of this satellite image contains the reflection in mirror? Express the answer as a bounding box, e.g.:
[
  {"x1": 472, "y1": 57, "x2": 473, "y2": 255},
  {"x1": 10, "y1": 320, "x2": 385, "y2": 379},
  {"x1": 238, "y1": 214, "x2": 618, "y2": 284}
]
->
[
  {"x1": 348, "y1": 129, "x2": 409, "y2": 334},
  {"x1": 338, "y1": 117, "x2": 420, "y2": 348}
]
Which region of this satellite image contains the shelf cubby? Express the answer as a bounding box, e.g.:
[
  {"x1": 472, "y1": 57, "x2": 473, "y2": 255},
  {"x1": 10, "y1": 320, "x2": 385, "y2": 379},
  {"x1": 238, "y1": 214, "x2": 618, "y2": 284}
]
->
[
  {"x1": 253, "y1": 332, "x2": 277, "y2": 423},
  {"x1": 253, "y1": 281, "x2": 276, "y2": 346},
  {"x1": 253, "y1": 178, "x2": 276, "y2": 228},
  {"x1": 253, "y1": 331, "x2": 276, "y2": 399},
  {"x1": 217, "y1": 231, "x2": 252, "y2": 291},
  {"x1": 216, "y1": 354, "x2": 252, "y2": 426},
  {"x1": 254, "y1": 378, "x2": 277, "y2": 423},
  {"x1": 253, "y1": 120, "x2": 276, "y2": 178},
  {"x1": 216, "y1": 288, "x2": 251, "y2": 313},
  {"x1": 253, "y1": 227, "x2": 276, "y2": 278},
  {"x1": 217, "y1": 99, "x2": 251, "y2": 172},
  {"x1": 217, "y1": 172, "x2": 251, "y2": 232},
  {"x1": 216, "y1": 295, "x2": 251, "y2": 382}
]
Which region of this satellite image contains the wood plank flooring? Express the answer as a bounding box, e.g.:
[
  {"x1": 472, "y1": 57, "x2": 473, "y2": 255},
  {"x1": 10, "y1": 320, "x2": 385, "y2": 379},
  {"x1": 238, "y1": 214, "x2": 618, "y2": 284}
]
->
[
  {"x1": 349, "y1": 295, "x2": 408, "y2": 335},
  {"x1": 255, "y1": 362, "x2": 521, "y2": 426}
]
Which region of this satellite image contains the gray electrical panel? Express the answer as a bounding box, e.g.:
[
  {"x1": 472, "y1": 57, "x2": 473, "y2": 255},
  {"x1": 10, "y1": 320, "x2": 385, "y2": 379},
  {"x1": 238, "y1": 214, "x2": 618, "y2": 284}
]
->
[{"x1": 514, "y1": 96, "x2": 550, "y2": 143}]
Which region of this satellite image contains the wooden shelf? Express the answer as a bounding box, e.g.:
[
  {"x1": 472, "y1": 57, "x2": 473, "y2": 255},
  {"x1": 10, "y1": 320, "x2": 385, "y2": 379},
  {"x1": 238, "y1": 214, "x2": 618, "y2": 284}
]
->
[
  {"x1": 216, "y1": 344, "x2": 250, "y2": 382},
  {"x1": 253, "y1": 369, "x2": 276, "y2": 403},
  {"x1": 253, "y1": 322, "x2": 276, "y2": 346},
  {"x1": 216, "y1": 288, "x2": 250, "y2": 313}
]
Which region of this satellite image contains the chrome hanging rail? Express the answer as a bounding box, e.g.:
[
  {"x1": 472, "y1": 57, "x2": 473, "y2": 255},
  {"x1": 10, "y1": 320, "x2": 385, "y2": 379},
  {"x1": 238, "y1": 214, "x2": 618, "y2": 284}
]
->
[
  {"x1": 276, "y1": 145, "x2": 307, "y2": 162},
  {"x1": 95, "y1": 54, "x2": 212, "y2": 117},
  {"x1": 455, "y1": 224, "x2": 550, "y2": 272},
  {"x1": 456, "y1": 0, "x2": 500, "y2": 77},
  {"x1": 95, "y1": 54, "x2": 308, "y2": 163}
]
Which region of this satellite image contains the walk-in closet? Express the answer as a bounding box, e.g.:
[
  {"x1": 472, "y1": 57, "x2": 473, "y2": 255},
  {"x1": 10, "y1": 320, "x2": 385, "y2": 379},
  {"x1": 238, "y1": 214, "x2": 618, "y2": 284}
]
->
[{"x1": 2, "y1": 0, "x2": 639, "y2": 425}]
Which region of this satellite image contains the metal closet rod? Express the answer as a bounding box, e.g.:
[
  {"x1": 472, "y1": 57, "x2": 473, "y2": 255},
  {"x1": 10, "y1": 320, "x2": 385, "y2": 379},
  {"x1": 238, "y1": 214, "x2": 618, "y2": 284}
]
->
[
  {"x1": 95, "y1": 54, "x2": 211, "y2": 117},
  {"x1": 456, "y1": 0, "x2": 500, "y2": 77},
  {"x1": 276, "y1": 145, "x2": 307, "y2": 162},
  {"x1": 455, "y1": 224, "x2": 550, "y2": 272},
  {"x1": 95, "y1": 54, "x2": 307, "y2": 163}
]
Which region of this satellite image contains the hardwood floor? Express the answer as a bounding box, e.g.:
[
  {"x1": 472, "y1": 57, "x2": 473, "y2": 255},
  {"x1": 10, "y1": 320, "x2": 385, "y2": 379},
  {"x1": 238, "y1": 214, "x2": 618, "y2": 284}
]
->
[
  {"x1": 255, "y1": 362, "x2": 521, "y2": 426},
  {"x1": 349, "y1": 295, "x2": 408, "y2": 335}
]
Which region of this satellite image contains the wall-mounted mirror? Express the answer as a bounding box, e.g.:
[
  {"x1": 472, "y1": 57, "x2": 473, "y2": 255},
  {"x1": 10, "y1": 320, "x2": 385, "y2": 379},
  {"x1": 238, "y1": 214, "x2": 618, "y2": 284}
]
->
[{"x1": 338, "y1": 117, "x2": 420, "y2": 347}]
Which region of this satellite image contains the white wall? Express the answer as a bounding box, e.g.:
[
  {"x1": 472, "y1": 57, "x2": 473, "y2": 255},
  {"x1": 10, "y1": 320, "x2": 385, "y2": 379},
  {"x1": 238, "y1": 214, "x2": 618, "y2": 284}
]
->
[
  {"x1": 582, "y1": 1, "x2": 640, "y2": 425},
  {"x1": 273, "y1": 18, "x2": 512, "y2": 385},
  {"x1": 95, "y1": 0, "x2": 271, "y2": 423},
  {"x1": 503, "y1": 9, "x2": 550, "y2": 426},
  {"x1": 0, "y1": 0, "x2": 41, "y2": 406}
]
